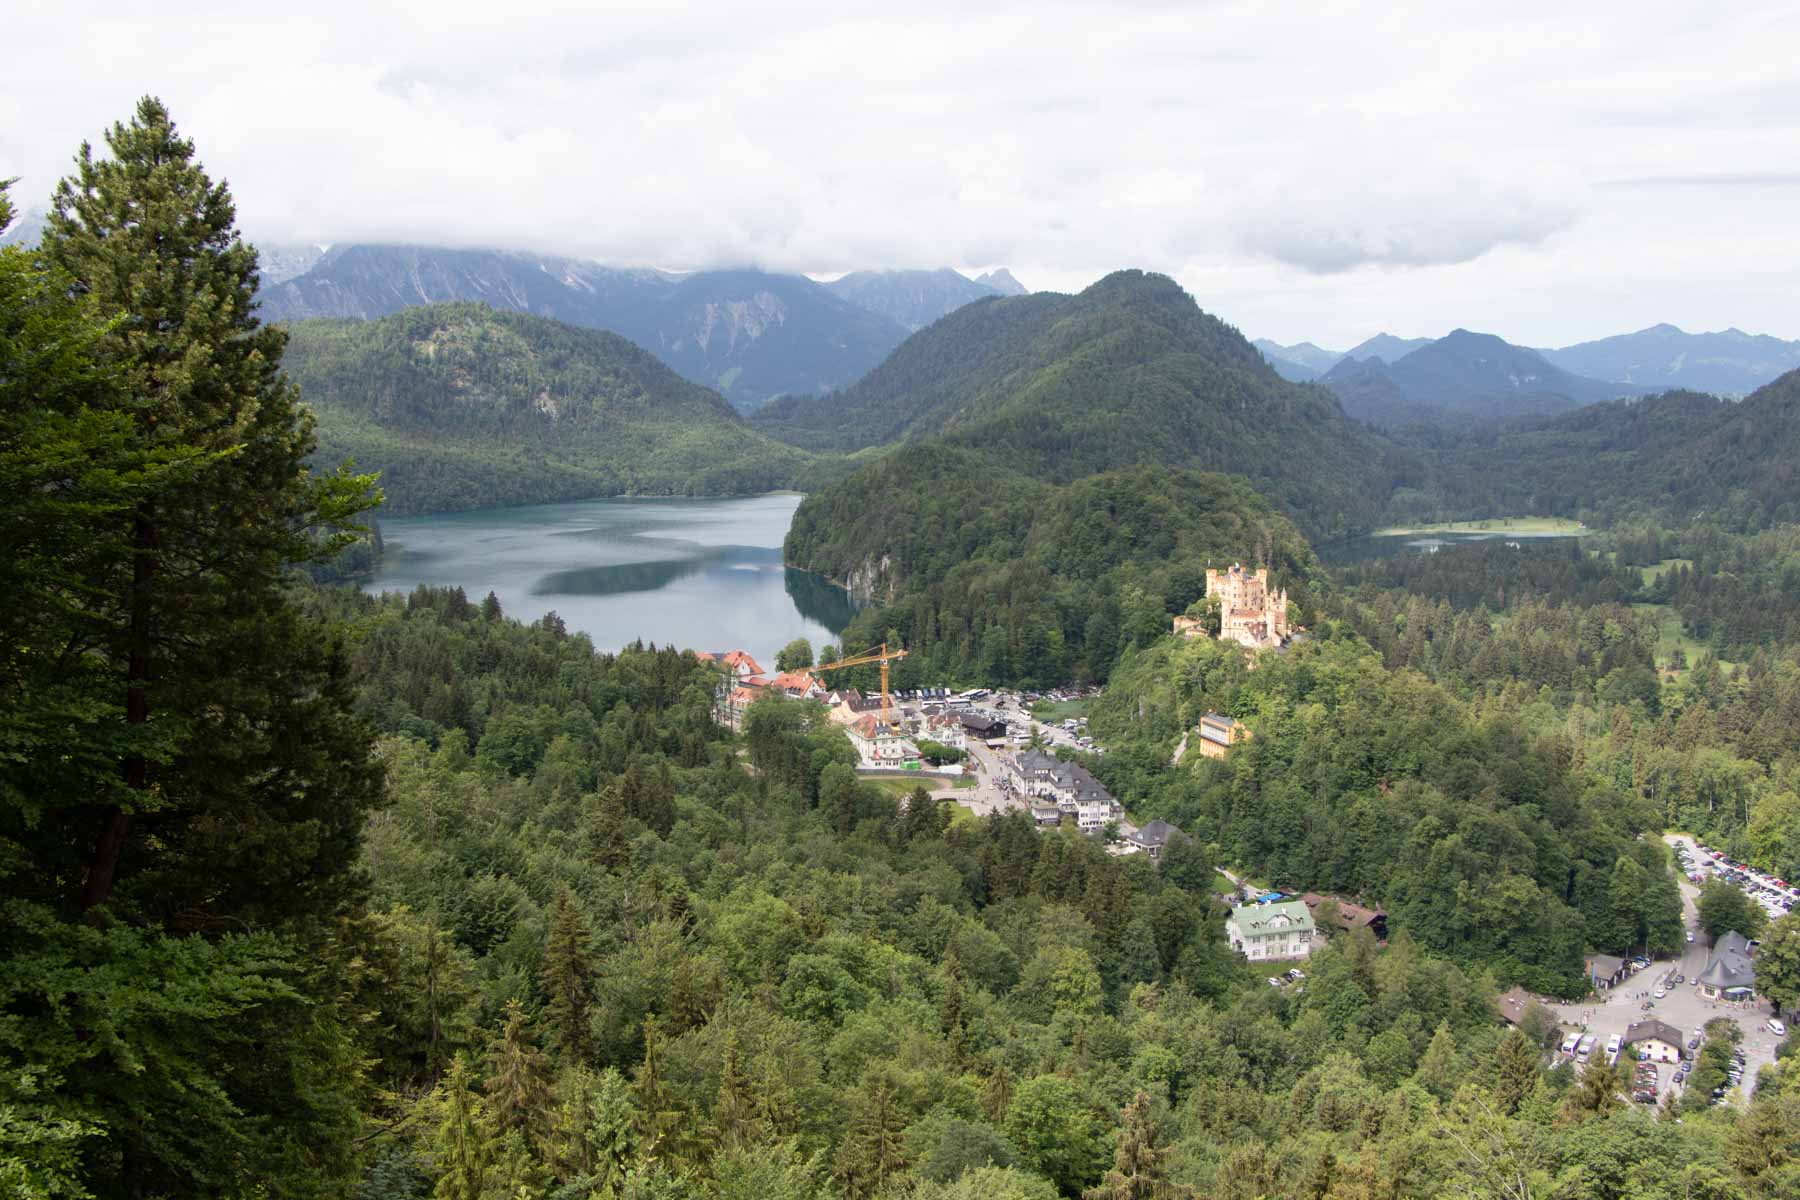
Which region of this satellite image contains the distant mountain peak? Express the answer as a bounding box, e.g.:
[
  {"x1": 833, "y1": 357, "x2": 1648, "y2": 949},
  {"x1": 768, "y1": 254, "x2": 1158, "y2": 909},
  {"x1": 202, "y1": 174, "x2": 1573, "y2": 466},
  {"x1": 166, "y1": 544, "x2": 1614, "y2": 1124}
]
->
[{"x1": 974, "y1": 268, "x2": 1027, "y2": 296}]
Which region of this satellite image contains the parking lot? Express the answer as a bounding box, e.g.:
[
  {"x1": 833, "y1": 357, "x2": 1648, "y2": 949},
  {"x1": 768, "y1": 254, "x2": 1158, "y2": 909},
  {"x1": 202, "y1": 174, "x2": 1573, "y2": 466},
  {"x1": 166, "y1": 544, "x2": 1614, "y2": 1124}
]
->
[{"x1": 1542, "y1": 834, "x2": 1786, "y2": 1106}]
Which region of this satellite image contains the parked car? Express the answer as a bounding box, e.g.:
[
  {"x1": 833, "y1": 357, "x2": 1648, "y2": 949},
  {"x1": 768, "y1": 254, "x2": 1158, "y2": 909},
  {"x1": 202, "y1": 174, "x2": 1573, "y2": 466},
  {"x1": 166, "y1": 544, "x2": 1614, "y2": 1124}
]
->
[
  {"x1": 1267, "y1": 976, "x2": 1284, "y2": 987},
  {"x1": 1654, "y1": 988, "x2": 1667, "y2": 999},
  {"x1": 1687, "y1": 931, "x2": 1696, "y2": 942},
  {"x1": 1769, "y1": 1018, "x2": 1787, "y2": 1037},
  {"x1": 1673, "y1": 1071, "x2": 1685, "y2": 1084},
  {"x1": 1688, "y1": 1036, "x2": 1702, "y2": 1050}
]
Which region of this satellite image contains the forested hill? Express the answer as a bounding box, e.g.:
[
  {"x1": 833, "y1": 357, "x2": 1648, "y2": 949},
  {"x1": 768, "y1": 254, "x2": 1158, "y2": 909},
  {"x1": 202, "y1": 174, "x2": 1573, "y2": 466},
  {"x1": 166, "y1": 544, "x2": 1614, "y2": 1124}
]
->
[
  {"x1": 760, "y1": 270, "x2": 1400, "y2": 540},
  {"x1": 1427, "y1": 366, "x2": 1800, "y2": 529},
  {"x1": 787, "y1": 454, "x2": 1323, "y2": 685},
  {"x1": 284, "y1": 303, "x2": 816, "y2": 514}
]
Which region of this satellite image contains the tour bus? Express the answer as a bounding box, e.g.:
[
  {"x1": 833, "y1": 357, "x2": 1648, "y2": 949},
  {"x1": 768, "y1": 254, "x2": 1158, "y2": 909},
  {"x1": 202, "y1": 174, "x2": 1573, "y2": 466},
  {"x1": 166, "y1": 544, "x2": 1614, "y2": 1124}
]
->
[
  {"x1": 1605, "y1": 1034, "x2": 1623, "y2": 1064},
  {"x1": 1576, "y1": 1034, "x2": 1596, "y2": 1062},
  {"x1": 1560, "y1": 1032, "x2": 1580, "y2": 1056}
]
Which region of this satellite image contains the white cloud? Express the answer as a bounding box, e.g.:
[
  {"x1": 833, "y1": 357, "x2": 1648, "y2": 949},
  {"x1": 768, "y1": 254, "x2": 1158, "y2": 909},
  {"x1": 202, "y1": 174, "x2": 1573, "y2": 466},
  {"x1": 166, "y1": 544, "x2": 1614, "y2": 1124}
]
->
[{"x1": 4, "y1": 0, "x2": 1799, "y2": 347}]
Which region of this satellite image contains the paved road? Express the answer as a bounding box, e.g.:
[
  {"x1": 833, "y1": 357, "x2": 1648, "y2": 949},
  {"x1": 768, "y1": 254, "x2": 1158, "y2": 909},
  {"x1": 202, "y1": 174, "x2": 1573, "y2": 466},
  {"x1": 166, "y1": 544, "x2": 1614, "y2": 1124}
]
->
[{"x1": 1541, "y1": 834, "x2": 1782, "y2": 1107}]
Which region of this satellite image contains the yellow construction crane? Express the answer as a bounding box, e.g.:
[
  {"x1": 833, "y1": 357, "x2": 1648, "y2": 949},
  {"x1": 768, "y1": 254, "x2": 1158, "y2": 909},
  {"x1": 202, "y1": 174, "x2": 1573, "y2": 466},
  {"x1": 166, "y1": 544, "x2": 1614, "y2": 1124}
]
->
[{"x1": 814, "y1": 642, "x2": 909, "y2": 729}]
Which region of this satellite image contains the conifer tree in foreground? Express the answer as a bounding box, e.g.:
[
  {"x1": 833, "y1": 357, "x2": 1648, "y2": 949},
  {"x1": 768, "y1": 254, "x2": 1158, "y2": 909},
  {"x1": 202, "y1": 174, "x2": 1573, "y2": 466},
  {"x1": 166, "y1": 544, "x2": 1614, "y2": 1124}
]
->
[{"x1": 0, "y1": 98, "x2": 381, "y2": 1197}]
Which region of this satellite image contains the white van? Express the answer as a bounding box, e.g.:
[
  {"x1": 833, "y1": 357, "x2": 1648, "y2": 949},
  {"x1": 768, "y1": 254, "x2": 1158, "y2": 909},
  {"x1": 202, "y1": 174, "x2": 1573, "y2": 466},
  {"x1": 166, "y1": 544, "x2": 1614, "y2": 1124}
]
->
[{"x1": 1769, "y1": 1018, "x2": 1788, "y2": 1037}]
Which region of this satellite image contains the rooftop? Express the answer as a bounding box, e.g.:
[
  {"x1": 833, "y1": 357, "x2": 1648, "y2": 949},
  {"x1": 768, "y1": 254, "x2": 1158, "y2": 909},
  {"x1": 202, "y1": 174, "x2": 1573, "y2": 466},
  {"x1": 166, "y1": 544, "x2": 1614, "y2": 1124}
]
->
[
  {"x1": 1229, "y1": 900, "x2": 1315, "y2": 936},
  {"x1": 1624, "y1": 1018, "x2": 1685, "y2": 1048}
]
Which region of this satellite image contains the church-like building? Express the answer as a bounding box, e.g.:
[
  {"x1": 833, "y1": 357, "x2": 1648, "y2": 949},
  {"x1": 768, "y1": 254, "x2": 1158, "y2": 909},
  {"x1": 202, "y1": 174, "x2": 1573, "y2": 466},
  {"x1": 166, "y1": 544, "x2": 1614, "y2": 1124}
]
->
[{"x1": 1206, "y1": 563, "x2": 1291, "y2": 649}]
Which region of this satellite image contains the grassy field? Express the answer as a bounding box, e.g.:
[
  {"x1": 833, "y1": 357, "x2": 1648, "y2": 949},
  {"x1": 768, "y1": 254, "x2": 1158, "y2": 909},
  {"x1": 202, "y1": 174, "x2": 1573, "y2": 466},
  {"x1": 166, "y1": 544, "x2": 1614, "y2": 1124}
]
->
[
  {"x1": 1371, "y1": 516, "x2": 1591, "y2": 537},
  {"x1": 1211, "y1": 872, "x2": 1240, "y2": 896},
  {"x1": 1031, "y1": 699, "x2": 1091, "y2": 722},
  {"x1": 861, "y1": 774, "x2": 974, "y2": 797},
  {"x1": 1631, "y1": 601, "x2": 1733, "y2": 676}
]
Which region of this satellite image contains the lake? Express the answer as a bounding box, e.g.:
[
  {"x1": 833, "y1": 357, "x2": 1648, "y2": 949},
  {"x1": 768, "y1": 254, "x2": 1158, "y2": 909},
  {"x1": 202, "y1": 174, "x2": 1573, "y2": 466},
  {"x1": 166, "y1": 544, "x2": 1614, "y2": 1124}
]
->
[
  {"x1": 363, "y1": 494, "x2": 855, "y2": 661},
  {"x1": 1319, "y1": 530, "x2": 1583, "y2": 566}
]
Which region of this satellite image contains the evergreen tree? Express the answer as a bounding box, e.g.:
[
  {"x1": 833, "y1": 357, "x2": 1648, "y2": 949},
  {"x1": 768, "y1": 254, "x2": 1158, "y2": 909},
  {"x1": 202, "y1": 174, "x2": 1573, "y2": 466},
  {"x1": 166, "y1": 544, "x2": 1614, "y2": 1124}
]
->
[
  {"x1": 1490, "y1": 1029, "x2": 1541, "y2": 1116},
  {"x1": 433, "y1": 1057, "x2": 490, "y2": 1200},
  {"x1": 540, "y1": 888, "x2": 595, "y2": 1060},
  {"x1": 834, "y1": 1082, "x2": 909, "y2": 1198},
  {"x1": 484, "y1": 1001, "x2": 555, "y2": 1152},
  {"x1": 715, "y1": 1033, "x2": 763, "y2": 1150},
  {"x1": 39, "y1": 96, "x2": 379, "y2": 923},
  {"x1": 1084, "y1": 1091, "x2": 1176, "y2": 1200},
  {"x1": 1413, "y1": 1022, "x2": 1460, "y2": 1101}
]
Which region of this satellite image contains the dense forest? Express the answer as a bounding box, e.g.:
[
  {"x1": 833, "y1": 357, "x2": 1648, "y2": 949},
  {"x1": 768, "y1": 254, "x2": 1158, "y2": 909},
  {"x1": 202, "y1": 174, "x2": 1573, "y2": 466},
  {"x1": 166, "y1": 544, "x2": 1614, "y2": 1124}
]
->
[
  {"x1": 282, "y1": 304, "x2": 819, "y2": 514},
  {"x1": 786, "y1": 453, "x2": 1321, "y2": 686},
  {"x1": 7, "y1": 98, "x2": 1800, "y2": 1200},
  {"x1": 1086, "y1": 632, "x2": 1682, "y2": 995}
]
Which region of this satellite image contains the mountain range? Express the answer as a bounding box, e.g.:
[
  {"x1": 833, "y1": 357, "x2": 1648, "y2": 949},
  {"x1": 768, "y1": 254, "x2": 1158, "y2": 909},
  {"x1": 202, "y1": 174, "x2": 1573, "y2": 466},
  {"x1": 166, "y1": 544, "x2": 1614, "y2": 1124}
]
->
[
  {"x1": 1536, "y1": 325, "x2": 1800, "y2": 397},
  {"x1": 1258, "y1": 324, "x2": 1800, "y2": 400},
  {"x1": 255, "y1": 244, "x2": 1029, "y2": 412},
  {"x1": 1320, "y1": 331, "x2": 1642, "y2": 427}
]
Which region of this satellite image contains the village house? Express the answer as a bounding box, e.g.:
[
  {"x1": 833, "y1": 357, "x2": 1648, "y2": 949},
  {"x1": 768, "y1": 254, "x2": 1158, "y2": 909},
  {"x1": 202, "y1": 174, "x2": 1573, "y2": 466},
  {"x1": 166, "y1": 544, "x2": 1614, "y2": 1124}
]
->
[
  {"x1": 1623, "y1": 1019, "x2": 1686, "y2": 1064},
  {"x1": 1227, "y1": 899, "x2": 1315, "y2": 962},
  {"x1": 1697, "y1": 931, "x2": 1756, "y2": 1000},
  {"x1": 959, "y1": 712, "x2": 1008, "y2": 742},
  {"x1": 1584, "y1": 953, "x2": 1628, "y2": 991},
  {"x1": 1030, "y1": 803, "x2": 1065, "y2": 828},
  {"x1": 1207, "y1": 563, "x2": 1292, "y2": 650},
  {"x1": 847, "y1": 713, "x2": 919, "y2": 767},
  {"x1": 1196, "y1": 712, "x2": 1251, "y2": 759},
  {"x1": 922, "y1": 712, "x2": 968, "y2": 751},
  {"x1": 768, "y1": 670, "x2": 827, "y2": 701},
  {"x1": 1125, "y1": 819, "x2": 1183, "y2": 859},
  {"x1": 1299, "y1": 893, "x2": 1389, "y2": 940}
]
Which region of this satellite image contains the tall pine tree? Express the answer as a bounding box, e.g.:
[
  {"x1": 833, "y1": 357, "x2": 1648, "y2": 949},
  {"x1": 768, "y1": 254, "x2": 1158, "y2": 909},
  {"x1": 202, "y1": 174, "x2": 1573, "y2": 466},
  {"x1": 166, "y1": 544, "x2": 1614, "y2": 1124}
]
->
[{"x1": 0, "y1": 99, "x2": 382, "y2": 1197}]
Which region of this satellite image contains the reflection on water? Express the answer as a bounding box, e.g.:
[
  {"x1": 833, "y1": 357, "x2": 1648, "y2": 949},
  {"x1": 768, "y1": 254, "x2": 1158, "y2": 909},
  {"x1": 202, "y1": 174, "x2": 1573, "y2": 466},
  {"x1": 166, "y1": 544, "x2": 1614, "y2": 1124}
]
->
[
  {"x1": 364, "y1": 494, "x2": 853, "y2": 660},
  {"x1": 785, "y1": 566, "x2": 859, "y2": 633}
]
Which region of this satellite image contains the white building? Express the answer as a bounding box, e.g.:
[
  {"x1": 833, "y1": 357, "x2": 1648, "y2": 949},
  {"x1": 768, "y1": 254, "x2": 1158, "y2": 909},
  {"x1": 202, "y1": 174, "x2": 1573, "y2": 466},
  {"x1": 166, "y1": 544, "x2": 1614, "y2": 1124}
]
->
[{"x1": 1226, "y1": 900, "x2": 1315, "y2": 962}]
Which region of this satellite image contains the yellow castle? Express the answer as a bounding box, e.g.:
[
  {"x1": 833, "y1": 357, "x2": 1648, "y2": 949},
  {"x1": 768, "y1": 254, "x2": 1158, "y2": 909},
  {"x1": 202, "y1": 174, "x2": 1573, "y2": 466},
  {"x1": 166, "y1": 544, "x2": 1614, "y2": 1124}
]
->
[{"x1": 1206, "y1": 563, "x2": 1290, "y2": 649}]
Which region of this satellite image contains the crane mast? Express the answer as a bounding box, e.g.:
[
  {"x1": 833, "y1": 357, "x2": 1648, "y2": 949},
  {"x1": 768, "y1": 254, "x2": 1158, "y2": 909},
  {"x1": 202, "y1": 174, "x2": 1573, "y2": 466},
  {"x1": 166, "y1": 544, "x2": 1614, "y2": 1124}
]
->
[{"x1": 813, "y1": 642, "x2": 909, "y2": 729}]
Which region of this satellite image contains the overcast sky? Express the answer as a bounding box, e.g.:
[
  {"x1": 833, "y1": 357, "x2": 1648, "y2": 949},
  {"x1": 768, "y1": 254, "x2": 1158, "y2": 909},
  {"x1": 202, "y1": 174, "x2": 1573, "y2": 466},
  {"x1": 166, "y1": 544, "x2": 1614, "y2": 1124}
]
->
[{"x1": 5, "y1": 1, "x2": 1799, "y2": 347}]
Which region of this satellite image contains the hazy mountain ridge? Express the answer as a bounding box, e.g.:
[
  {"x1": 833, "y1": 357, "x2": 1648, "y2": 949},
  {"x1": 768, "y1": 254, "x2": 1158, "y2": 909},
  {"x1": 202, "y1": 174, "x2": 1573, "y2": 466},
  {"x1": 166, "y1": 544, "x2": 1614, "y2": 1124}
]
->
[
  {"x1": 1258, "y1": 325, "x2": 1800, "y2": 406},
  {"x1": 824, "y1": 266, "x2": 1027, "y2": 331},
  {"x1": 1320, "y1": 330, "x2": 1644, "y2": 427},
  {"x1": 1537, "y1": 323, "x2": 1800, "y2": 397}
]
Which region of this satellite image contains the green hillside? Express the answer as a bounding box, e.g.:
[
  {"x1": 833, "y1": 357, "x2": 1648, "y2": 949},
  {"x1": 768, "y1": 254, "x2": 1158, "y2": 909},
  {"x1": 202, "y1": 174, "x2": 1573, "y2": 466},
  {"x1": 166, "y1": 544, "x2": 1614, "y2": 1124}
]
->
[
  {"x1": 283, "y1": 303, "x2": 817, "y2": 514},
  {"x1": 760, "y1": 271, "x2": 1398, "y2": 539}
]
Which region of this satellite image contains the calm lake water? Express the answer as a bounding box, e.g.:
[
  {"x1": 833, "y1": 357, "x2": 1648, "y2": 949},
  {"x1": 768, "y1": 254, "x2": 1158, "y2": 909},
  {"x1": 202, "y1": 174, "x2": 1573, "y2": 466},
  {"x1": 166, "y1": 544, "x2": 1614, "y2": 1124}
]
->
[
  {"x1": 1318, "y1": 530, "x2": 1583, "y2": 566},
  {"x1": 364, "y1": 494, "x2": 854, "y2": 660}
]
